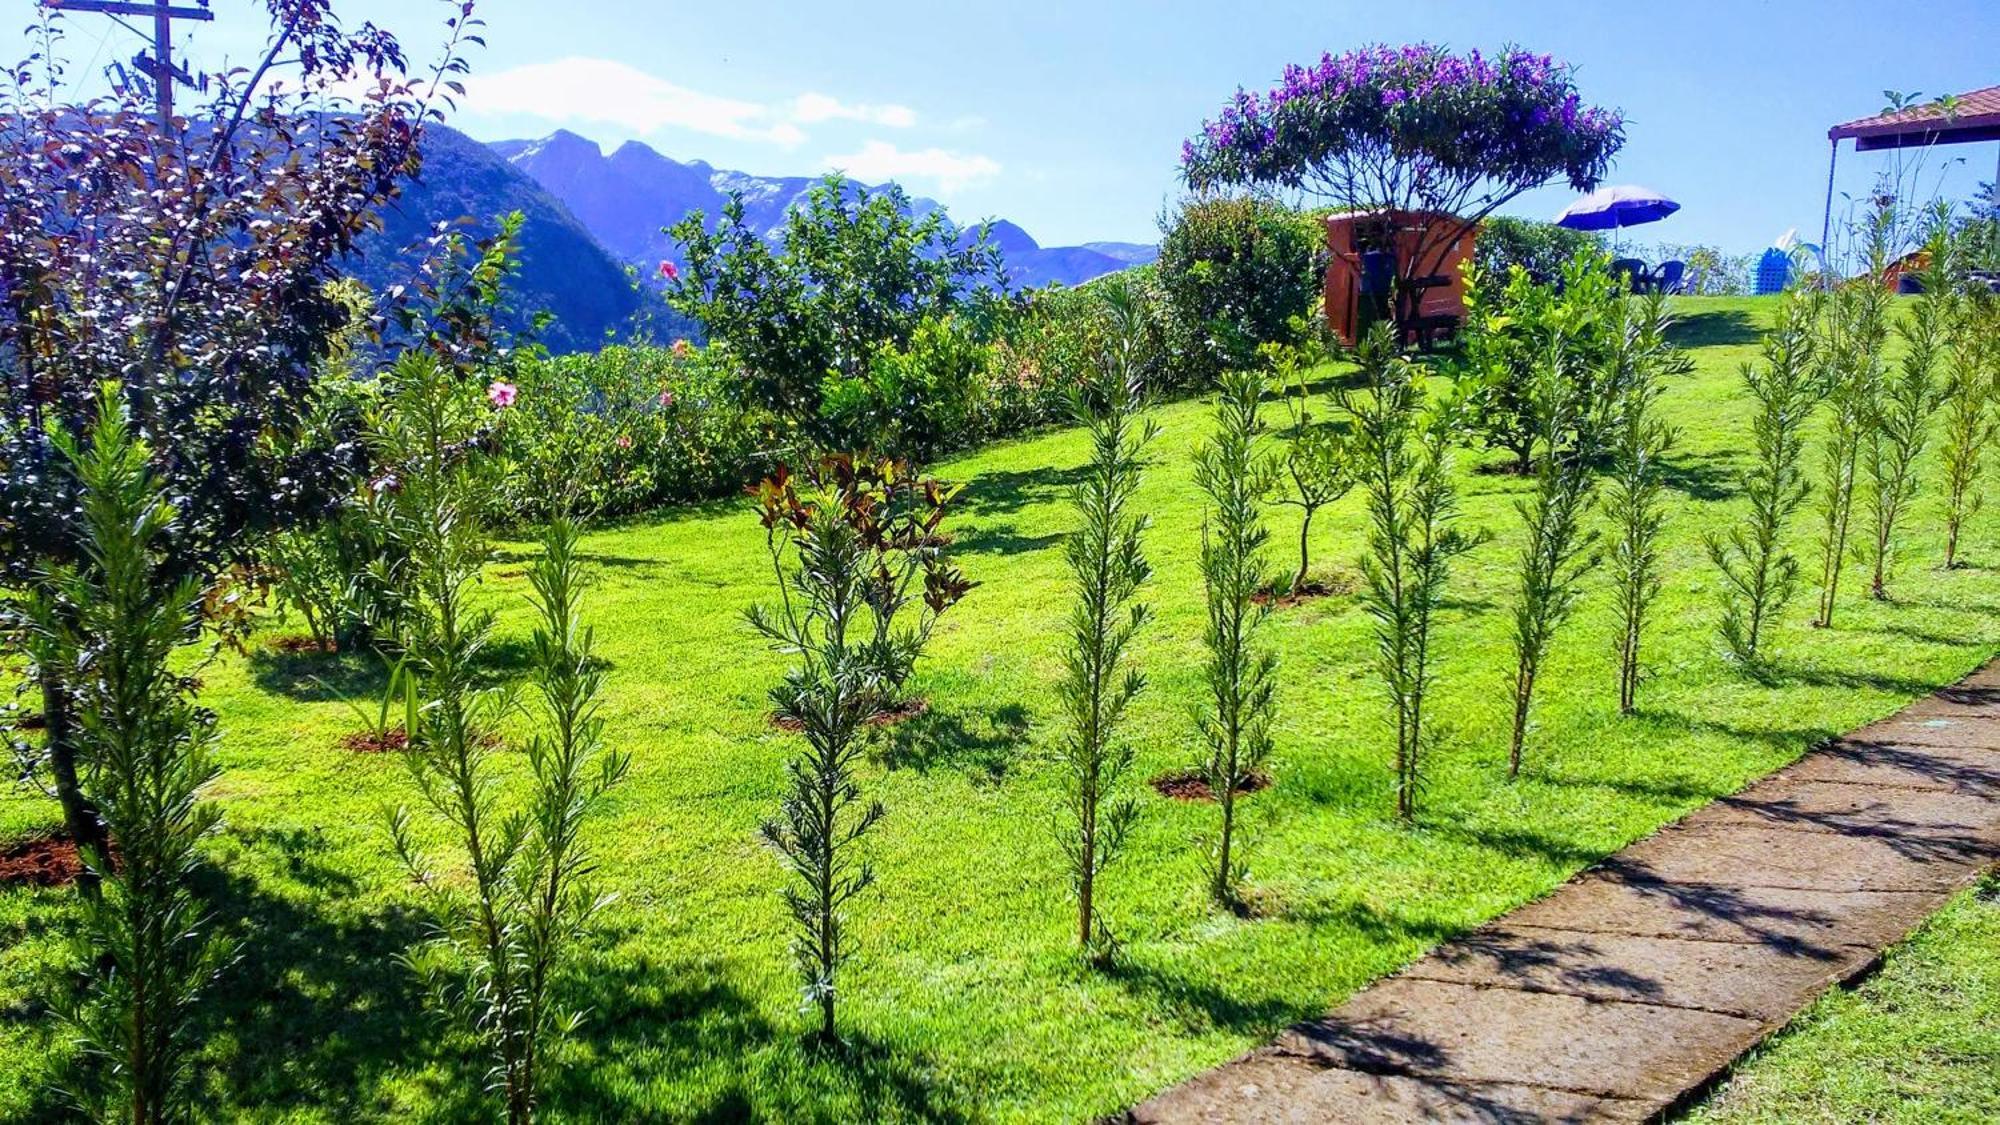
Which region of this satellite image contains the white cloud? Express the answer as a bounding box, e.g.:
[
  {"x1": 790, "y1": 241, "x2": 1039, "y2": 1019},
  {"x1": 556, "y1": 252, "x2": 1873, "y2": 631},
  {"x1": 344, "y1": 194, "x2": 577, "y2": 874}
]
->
[
  {"x1": 791, "y1": 92, "x2": 916, "y2": 128},
  {"x1": 822, "y1": 140, "x2": 1002, "y2": 193},
  {"x1": 462, "y1": 58, "x2": 806, "y2": 146}
]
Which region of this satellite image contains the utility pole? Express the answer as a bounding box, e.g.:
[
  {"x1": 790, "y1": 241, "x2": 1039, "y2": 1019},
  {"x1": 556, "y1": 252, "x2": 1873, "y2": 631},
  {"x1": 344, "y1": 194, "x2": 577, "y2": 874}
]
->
[{"x1": 38, "y1": 0, "x2": 213, "y2": 130}]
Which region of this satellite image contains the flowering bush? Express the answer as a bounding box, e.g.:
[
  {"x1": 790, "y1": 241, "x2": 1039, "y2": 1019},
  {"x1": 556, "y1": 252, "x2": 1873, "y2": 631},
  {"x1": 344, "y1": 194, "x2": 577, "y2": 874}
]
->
[{"x1": 498, "y1": 342, "x2": 775, "y2": 521}]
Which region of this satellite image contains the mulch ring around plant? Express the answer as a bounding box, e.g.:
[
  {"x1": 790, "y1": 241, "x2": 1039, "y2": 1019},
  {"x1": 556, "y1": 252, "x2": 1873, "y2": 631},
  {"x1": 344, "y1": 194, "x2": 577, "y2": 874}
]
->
[
  {"x1": 268, "y1": 634, "x2": 338, "y2": 655},
  {"x1": 341, "y1": 728, "x2": 411, "y2": 753},
  {"x1": 0, "y1": 831, "x2": 89, "y2": 889},
  {"x1": 1252, "y1": 572, "x2": 1360, "y2": 609},
  {"x1": 1150, "y1": 769, "x2": 1273, "y2": 803},
  {"x1": 769, "y1": 697, "x2": 932, "y2": 734}
]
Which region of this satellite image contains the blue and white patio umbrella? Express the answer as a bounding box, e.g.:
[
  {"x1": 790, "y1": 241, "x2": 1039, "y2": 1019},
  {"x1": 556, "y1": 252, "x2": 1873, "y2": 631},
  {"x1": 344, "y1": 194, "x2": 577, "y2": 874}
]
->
[{"x1": 1555, "y1": 185, "x2": 1681, "y2": 232}]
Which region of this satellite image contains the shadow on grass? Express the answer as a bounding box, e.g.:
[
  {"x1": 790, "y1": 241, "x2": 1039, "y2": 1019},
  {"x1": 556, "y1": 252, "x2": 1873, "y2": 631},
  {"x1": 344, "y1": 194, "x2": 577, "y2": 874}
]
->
[
  {"x1": 955, "y1": 523, "x2": 1064, "y2": 558},
  {"x1": 550, "y1": 942, "x2": 966, "y2": 1123},
  {"x1": 184, "y1": 826, "x2": 476, "y2": 1121},
  {"x1": 1102, "y1": 956, "x2": 1300, "y2": 1038},
  {"x1": 1658, "y1": 450, "x2": 1740, "y2": 501},
  {"x1": 1757, "y1": 660, "x2": 1944, "y2": 699},
  {"x1": 1520, "y1": 767, "x2": 1725, "y2": 807},
  {"x1": 1666, "y1": 307, "x2": 1762, "y2": 349},
  {"x1": 877, "y1": 702, "x2": 1031, "y2": 786},
  {"x1": 249, "y1": 636, "x2": 537, "y2": 702},
  {"x1": 1627, "y1": 707, "x2": 1840, "y2": 755},
  {"x1": 957, "y1": 465, "x2": 1090, "y2": 517}
]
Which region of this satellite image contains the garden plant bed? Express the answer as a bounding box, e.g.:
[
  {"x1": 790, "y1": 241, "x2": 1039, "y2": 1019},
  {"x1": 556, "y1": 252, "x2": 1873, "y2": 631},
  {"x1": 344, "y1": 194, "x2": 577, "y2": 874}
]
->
[
  {"x1": 340, "y1": 728, "x2": 410, "y2": 754},
  {"x1": 768, "y1": 696, "x2": 931, "y2": 733},
  {"x1": 1252, "y1": 574, "x2": 1357, "y2": 609},
  {"x1": 1149, "y1": 768, "x2": 1273, "y2": 802},
  {"x1": 1127, "y1": 660, "x2": 2000, "y2": 1123}
]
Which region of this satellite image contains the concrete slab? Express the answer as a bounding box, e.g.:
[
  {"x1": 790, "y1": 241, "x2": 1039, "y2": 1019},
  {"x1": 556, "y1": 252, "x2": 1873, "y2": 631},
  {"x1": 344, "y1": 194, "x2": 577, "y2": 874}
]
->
[
  {"x1": 1850, "y1": 712, "x2": 2000, "y2": 751},
  {"x1": 1695, "y1": 776, "x2": 2000, "y2": 844},
  {"x1": 1780, "y1": 739, "x2": 2000, "y2": 795},
  {"x1": 1126, "y1": 1053, "x2": 1652, "y2": 1124},
  {"x1": 1271, "y1": 978, "x2": 1761, "y2": 1103},
  {"x1": 1397, "y1": 925, "x2": 1879, "y2": 1021},
  {"x1": 1503, "y1": 869, "x2": 1944, "y2": 954},
  {"x1": 1612, "y1": 821, "x2": 1992, "y2": 892}
]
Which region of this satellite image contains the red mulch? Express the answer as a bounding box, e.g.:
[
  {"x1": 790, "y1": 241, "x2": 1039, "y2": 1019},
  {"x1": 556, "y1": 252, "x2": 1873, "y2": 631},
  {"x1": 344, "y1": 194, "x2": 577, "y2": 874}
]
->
[
  {"x1": 1150, "y1": 769, "x2": 1273, "y2": 803},
  {"x1": 341, "y1": 728, "x2": 411, "y2": 753},
  {"x1": 0, "y1": 832, "x2": 89, "y2": 889},
  {"x1": 769, "y1": 697, "x2": 932, "y2": 733},
  {"x1": 269, "y1": 634, "x2": 338, "y2": 655}
]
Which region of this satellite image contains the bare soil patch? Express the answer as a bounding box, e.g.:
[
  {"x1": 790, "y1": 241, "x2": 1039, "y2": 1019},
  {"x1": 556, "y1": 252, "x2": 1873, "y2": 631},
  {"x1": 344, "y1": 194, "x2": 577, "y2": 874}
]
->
[
  {"x1": 1150, "y1": 769, "x2": 1273, "y2": 803},
  {"x1": 268, "y1": 634, "x2": 338, "y2": 655},
  {"x1": 341, "y1": 728, "x2": 411, "y2": 753},
  {"x1": 770, "y1": 696, "x2": 932, "y2": 734},
  {"x1": 1253, "y1": 572, "x2": 1359, "y2": 609},
  {"x1": 0, "y1": 831, "x2": 88, "y2": 889}
]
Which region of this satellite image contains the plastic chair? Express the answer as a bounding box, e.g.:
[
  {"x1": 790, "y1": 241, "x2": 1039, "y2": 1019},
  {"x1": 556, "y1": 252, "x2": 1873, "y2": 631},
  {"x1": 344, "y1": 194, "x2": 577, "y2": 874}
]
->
[
  {"x1": 1654, "y1": 260, "x2": 1687, "y2": 295},
  {"x1": 1610, "y1": 258, "x2": 1647, "y2": 294}
]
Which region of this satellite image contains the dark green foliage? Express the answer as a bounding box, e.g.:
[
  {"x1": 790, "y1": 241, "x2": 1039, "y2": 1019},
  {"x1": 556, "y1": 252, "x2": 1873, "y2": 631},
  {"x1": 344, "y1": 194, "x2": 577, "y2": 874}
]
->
[
  {"x1": 1345, "y1": 325, "x2": 1479, "y2": 820},
  {"x1": 1155, "y1": 195, "x2": 1321, "y2": 386},
  {"x1": 1708, "y1": 292, "x2": 1822, "y2": 667},
  {"x1": 1865, "y1": 223, "x2": 1952, "y2": 599},
  {"x1": 1057, "y1": 293, "x2": 1159, "y2": 957},
  {"x1": 824, "y1": 315, "x2": 992, "y2": 461},
  {"x1": 748, "y1": 455, "x2": 970, "y2": 1042},
  {"x1": 38, "y1": 388, "x2": 233, "y2": 1123},
  {"x1": 1473, "y1": 216, "x2": 1600, "y2": 286},
  {"x1": 1192, "y1": 368, "x2": 1278, "y2": 905},
  {"x1": 1602, "y1": 294, "x2": 1689, "y2": 714},
  {"x1": 664, "y1": 174, "x2": 1003, "y2": 442},
  {"x1": 1938, "y1": 294, "x2": 1999, "y2": 569},
  {"x1": 1811, "y1": 205, "x2": 1892, "y2": 628}
]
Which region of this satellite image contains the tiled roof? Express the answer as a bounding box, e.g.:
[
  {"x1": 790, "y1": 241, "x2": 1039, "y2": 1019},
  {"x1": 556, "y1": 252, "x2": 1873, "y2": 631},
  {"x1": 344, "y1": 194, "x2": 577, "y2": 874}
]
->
[{"x1": 1830, "y1": 85, "x2": 2000, "y2": 147}]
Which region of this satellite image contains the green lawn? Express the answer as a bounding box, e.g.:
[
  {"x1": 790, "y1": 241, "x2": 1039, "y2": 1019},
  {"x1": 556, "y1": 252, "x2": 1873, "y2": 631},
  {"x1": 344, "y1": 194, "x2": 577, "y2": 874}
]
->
[
  {"x1": 4, "y1": 296, "x2": 1998, "y2": 1122},
  {"x1": 1686, "y1": 876, "x2": 2000, "y2": 1124}
]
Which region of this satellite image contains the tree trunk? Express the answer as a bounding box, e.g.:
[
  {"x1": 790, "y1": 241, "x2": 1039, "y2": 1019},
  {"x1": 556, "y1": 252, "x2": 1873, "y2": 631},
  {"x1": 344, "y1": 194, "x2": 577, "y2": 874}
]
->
[{"x1": 41, "y1": 666, "x2": 108, "y2": 896}]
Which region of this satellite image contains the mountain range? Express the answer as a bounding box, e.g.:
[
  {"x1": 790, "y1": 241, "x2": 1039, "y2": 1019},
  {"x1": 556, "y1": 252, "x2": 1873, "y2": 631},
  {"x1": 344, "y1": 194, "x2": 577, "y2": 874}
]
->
[{"x1": 353, "y1": 125, "x2": 1154, "y2": 352}]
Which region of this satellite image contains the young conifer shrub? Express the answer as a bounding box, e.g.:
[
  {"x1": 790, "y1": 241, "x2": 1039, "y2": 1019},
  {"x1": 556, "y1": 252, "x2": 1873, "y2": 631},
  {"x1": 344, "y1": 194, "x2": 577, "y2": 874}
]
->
[
  {"x1": 1708, "y1": 293, "x2": 1822, "y2": 667},
  {"x1": 39, "y1": 388, "x2": 233, "y2": 1124},
  {"x1": 384, "y1": 355, "x2": 626, "y2": 1122},
  {"x1": 748, "y1": 454, "x2": 968, "y2": 1042},
  {"x1": 1192, "y1": 367, "x2": 1278, "y2": 906},
  {"x1": 1602, "y1": 293, "x2": 1688, "y2": 714},
  {"x1": 1344, "y1": 324, "x2": 1479, "y2": 820},
  {"x1": 1811, "y1": 207, "x2": 1891, "y2": 628},
  {"x1": 1937, "y1": 295, "x2": 1999, "y2": 569},
  {"x1": 1864, "y1": 224, "x2": 1952, "y2": 598},
  {"x1": 1057, "y1": 293, "x2": 1158, "y2": 959}
]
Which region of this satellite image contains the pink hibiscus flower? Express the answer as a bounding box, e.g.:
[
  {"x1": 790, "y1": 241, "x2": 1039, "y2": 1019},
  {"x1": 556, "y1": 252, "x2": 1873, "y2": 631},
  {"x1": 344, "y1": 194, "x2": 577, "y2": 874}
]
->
[{"x1": 487, "y1": 381, "x2": 517, "y2": 409}]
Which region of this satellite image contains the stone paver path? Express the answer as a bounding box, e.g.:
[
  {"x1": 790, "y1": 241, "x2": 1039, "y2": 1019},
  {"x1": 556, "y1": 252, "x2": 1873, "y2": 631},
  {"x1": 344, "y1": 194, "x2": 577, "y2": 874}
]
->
[{"x1": 1127, "y1": 662, "x2": 2000, "y2": 1124}]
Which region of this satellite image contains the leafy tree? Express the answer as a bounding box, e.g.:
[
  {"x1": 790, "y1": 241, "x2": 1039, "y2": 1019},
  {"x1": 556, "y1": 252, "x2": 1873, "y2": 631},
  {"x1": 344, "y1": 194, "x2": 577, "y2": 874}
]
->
[
  {"x1": 1473, "y1": 215, "x2": 1601, "y2": 286},
  {"x1": 664, "y1": 175, "x2": 1003, "y2": 443},
  {"x1": 1264, "y1": 335, "x2": 1354, "y2": 592},
  {"x1": 1192, "y1": 368, "x2": 1278, "y2": 906},
  {"x1": 1056, "y1": 292, "x2": 1158, "y2": 959},
  {"x1": 1811, "y1": 203, "x2": 1893, "y2": 628},
  {"x1": 1182, "y1": 44, "x2": 1622, "y2": 332},
  {"x1": 1156, "y1": 195, "x2": 1321, "y2": 385},
  {"x1": 825, "y1": 315, "x2": 992, "y2": 462},
  {"x1": 747, "y1": 455, "x2": 969, "y2": 1043},
  {"x1": 1864, "y1": 222, "x2": 1952, "y2": 599},
  {"x1": 1708, "y1": 293, "x2": 1822, "y2": 667},
  {"x1": 1344, "y1": 325, "x2": 1479, "y2": 820},
  {"x1": 1938, "y1": 294, "x2": 1999, "y2": 569},
  {"x1": 30, "y1": 389, "x2": 233, "y2": 1123},
  {"x1": 1601, "y1": 294, "x2": 1688, "y2": 715},
  {"x1": 0, "y1": 1, "x2": 477, "y2": 878},
  {"x1": 1460, "y1": 252, "x2": 1622, "y2": 474}
]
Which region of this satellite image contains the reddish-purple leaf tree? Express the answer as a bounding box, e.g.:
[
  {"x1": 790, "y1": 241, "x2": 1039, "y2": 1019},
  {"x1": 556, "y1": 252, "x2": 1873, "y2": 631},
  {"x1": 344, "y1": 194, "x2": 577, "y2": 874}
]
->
[{"x1": 0, "y1": 0, "x2": 480, "y2": 882}]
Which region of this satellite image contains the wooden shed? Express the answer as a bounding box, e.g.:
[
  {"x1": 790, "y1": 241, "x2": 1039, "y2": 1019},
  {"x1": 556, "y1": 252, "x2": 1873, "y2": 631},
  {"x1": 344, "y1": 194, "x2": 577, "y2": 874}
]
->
[{"x1": 1323, "y1": 210, "x2": 1479, "y2": 348}]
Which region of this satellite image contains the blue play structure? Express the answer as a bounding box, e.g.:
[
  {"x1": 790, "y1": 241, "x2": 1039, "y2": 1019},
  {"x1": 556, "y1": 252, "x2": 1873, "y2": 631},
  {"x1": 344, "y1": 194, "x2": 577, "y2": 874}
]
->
[{"x1": 1753, "y1": 248, "x2": 1791, "y2": 296}]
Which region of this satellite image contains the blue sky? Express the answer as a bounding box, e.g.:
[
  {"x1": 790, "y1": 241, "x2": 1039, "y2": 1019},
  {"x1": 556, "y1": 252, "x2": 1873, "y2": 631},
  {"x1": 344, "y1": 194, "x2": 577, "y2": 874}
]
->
[{"x1": 37, "y1": 0, "x2": 2000, "y2": 252}]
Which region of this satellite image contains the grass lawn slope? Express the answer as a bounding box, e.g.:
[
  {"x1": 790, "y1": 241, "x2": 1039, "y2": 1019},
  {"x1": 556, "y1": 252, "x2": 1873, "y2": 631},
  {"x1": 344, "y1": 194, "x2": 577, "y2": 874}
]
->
[{"x1": 4, "y1": 296, "x2": 1997, "y2": 1122}]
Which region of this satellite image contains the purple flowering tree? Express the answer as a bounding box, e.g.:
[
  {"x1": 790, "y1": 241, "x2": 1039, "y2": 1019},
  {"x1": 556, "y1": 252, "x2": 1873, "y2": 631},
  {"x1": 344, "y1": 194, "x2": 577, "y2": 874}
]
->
[{"x1": 1181, "y1": 44, "x2": 1623, "y2": 331}]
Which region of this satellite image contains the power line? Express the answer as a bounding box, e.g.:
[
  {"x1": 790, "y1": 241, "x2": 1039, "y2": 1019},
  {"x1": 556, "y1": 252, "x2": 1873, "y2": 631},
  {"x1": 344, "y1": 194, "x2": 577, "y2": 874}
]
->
[{"x1": 38, "y1": 1, "x2": 213, "y2": 130}]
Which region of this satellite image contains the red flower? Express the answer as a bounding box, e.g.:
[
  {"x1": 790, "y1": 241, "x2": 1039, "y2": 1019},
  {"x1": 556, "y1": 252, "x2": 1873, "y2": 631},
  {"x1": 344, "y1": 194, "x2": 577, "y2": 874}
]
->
[{"x1": 658, "y1": 260, "x2": 680, "y2": 281}]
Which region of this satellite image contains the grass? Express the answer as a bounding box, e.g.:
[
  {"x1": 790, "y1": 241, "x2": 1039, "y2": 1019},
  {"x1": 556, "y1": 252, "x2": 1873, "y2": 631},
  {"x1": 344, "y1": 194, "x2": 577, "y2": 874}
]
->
[
  {"x1": 1686, "y1": 876, "x2": 2000, "y2": 1124},
  {"x1": 3, "y1": 295, "x2": 1998, "y2": 1121}
]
